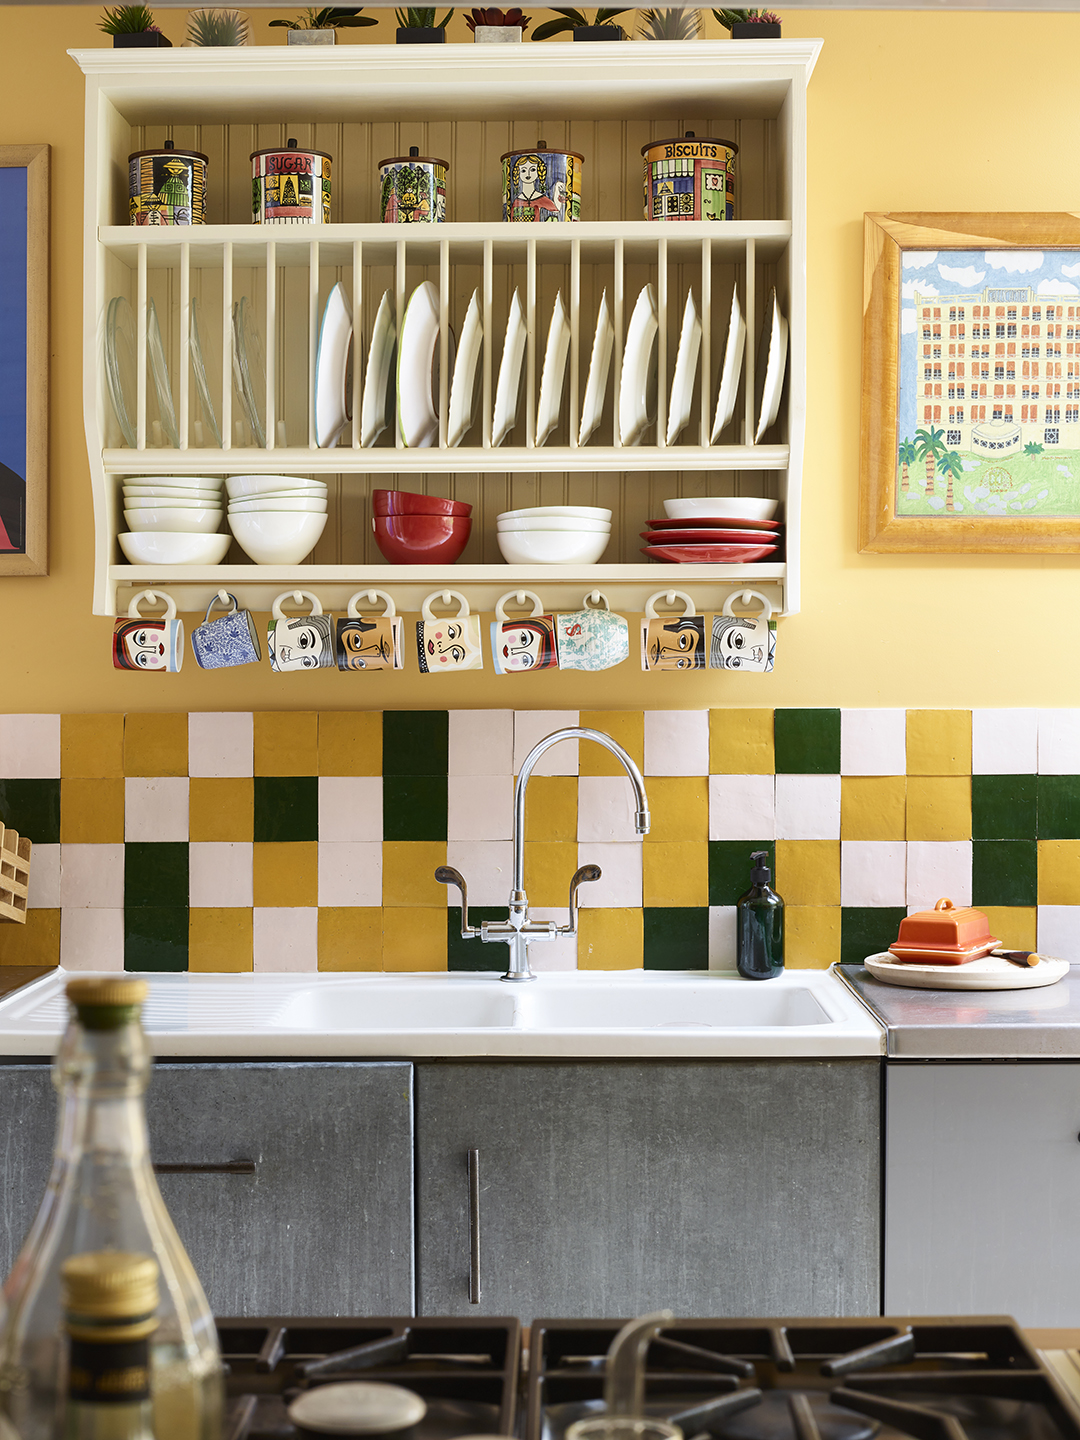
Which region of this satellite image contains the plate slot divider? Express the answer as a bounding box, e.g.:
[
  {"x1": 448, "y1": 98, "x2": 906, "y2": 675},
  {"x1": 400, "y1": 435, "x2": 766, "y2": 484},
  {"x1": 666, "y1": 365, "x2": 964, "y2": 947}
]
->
[
  {"x1": 482, "y1": 237, "x2": 493, "y2": 449},
  {"x1": 221, "y1": 239, "x2": 233, "y2": 451},
  {"x1": 743, "y1": 236, "x2": 756, "y2": 448},
  {"x1": 308, "y1": 237, "x2": 319, "y2": 450},
  {"x1": 657, "y1": 234, "x2": 668, "y2": 448},
  {"x1": 136, "y1": 243, "x2": 147, "y2": 450},
  {"x1": 613, "y1": 236, "x2": 624, "y2": 449},
  {"x1": 351, "y1": 238, "x2": 362, "y2": 449},
  {"x1": 439, "y1": 235, "x2": 450, "y2": 448},
  {"x1": 700, "y1": 236, "x2": 712, "y2": 447},
  {"x1": 526, "y1": 237, "x2": 536, "y2": 449},
  {"x1": 394, "y1": 236, "x2": 406, "y2": 448},
  {"x1": 179, "y1": 241, "x2": 190, "y2": 450},
  {"x1": 569, "y1": 236, "x2": 580, "y2": 449},
  {"x1": 266, "y1": 239, "x2": 277, "y2": 451}
]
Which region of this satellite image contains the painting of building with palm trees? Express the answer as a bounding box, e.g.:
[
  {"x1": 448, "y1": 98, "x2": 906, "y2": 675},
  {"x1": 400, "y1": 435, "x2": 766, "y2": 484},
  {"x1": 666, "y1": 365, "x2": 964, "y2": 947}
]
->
[{"x1": 897, "y1": 248, "x2": 1080, "y2": 518}]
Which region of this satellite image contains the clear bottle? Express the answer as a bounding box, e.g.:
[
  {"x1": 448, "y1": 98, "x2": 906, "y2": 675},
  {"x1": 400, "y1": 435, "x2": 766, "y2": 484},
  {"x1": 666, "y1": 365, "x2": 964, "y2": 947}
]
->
[
  {"x1": 736, "y1": 850, "x2": 785, "y2": 981},
  {"x1": 0, "y1": 979, "x2": 222, "y2": 1440},
  {"x1": 60, "y1": 1253, "x2": 158, "y2": 1440}
]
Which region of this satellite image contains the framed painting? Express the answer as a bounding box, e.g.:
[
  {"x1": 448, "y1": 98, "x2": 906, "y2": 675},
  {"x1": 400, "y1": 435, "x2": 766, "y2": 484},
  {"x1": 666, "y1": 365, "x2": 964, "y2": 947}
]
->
[
  {"x1": 861, "y1": 211, "x2": 1080, "y2": 553},
  {"x1": 0, "y1": 144, "x2": 48, "y2": 576}
]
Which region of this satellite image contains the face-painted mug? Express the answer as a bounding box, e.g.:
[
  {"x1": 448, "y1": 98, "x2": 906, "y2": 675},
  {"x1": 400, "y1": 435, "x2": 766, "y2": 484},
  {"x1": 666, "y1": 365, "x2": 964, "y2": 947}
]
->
[
  {"x1": 337, "y1": 589, "x2": 404, "y2": 672},
  {"x1": 112, "y1": 590, "x2": 184, "y2": 672},
  {"x1": 641, "y1": 591, "x2": 707, "y2": 671},
  {"x1": 191, "y1": 590, "x2": 262, "y2": 669},
  {"x1": 416, "y1": 590, "x2": 484, "y2": 673},
  {"x1": 711, "y1": 590, "x2": 776, "y2": 672},
  {"x1": 555, "y1": 591, "x2": 629, "y2": 673},
  {"x1": 267, "y1": 590, "x2": 335, "y2": 672},
  {"x1": 491, "y1": 591, "x2": 560, "y2": 675}
]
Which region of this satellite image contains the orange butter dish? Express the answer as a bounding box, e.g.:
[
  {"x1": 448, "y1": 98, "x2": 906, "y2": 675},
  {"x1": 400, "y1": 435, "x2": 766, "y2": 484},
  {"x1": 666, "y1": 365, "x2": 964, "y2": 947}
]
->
[{"x1": 888, "y1": 897, "x2": 999, "y2": 965}]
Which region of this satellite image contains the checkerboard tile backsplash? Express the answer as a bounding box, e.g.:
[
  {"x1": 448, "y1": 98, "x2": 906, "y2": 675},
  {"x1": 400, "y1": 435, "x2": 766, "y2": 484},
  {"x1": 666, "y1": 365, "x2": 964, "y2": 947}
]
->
[{"x1": 1, "y1": 707, "x2": 1078, "y2": 973}]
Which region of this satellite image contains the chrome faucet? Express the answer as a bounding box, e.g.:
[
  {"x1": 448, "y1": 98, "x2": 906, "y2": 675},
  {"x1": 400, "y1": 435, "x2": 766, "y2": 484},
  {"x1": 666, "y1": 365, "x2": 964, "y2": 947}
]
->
[{"x1": 436, "y1": 726, "x2": 650, "y2": 982}]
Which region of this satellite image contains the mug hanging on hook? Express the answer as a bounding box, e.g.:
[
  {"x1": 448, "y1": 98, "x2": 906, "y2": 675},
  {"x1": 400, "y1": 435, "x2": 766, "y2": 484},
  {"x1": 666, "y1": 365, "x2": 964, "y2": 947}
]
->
[
  {"x1": 555, "y1": 590, "x2": 629, "y2": 673},
  {"x1": 641, "y1": 591, "x2": 706, "y2": 672},
  {"x1": 337, "y1": 590, "x2": 404, "y2": 671},
  {"x1": 416, "y1": 590, "x2": 484, "y2": 673},
  {"x1": 491, "y1": 590, "x2": 559, "y2": 675},
  {"x1": 268, "y1": 590, "x2": 335, "y2": 673},
  {"x1": 711, "y1": 590, "x2": 775, "y2": 672},
  {"x1": 191, "y1": 590, "x2": 261, "y2": 670},
  {"x1": 113, "y1": 590, "x2": 184, "y2": 672}
]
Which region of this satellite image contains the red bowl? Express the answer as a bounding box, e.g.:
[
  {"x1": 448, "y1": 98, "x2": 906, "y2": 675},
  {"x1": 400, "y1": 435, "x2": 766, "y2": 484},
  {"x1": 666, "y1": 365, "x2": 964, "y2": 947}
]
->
[
  {"x1": 373, "y1": 514, "x2": 471, "y2": 565},
  {"x1": 372, "y1": 488, "x2": 472, "y2": 518}
]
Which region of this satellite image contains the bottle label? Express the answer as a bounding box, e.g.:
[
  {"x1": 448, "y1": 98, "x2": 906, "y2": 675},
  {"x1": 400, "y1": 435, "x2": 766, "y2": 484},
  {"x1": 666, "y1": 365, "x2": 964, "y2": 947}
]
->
[{"x1": 68, "y1": 1338, "x2": 150, "y2": 1404}]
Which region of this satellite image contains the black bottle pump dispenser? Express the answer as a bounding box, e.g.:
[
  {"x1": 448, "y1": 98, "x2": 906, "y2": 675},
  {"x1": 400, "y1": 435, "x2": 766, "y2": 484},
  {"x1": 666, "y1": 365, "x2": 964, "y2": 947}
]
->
[{"x1": 736, "y1": 850, "x2": 785, "y2": 980}]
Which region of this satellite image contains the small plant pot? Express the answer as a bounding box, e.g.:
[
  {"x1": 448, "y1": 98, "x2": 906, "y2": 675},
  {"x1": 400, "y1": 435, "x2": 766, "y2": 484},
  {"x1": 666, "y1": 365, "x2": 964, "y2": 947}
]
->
[
  {"x1": 572, "y1": 24, "x2": 624, "y2": 38},
  {"x1": 473, "y1": 24, "x2": 522, "y2": 40},
  {"x1": 396, "y1": 25, "x2": 445, "y2": 40},
  {"x1": 730, "y1": 21, "x2": 781, "y2": 35},
  {"x1": 113, "y1": 30, "x2": 173, "y2": 45},
  {"x1": 287, "y1": 27, "x2": 335, "y2": 42}
]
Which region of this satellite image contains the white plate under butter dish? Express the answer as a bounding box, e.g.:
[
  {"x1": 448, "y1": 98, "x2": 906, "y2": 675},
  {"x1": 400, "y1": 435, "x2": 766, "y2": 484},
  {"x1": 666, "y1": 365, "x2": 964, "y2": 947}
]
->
[{"x1": 864, "y1": 951, "x2": 1069, "y2": 991}]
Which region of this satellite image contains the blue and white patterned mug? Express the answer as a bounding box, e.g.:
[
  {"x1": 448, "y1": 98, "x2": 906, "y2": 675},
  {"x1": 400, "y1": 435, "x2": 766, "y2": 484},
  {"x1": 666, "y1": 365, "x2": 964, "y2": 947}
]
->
[
  {"x1": 556, "y1": 591, "x2": 629, "y2": 673},
  {"x1": 191, "y1": 590, "x2": 262, "y2": 669}
]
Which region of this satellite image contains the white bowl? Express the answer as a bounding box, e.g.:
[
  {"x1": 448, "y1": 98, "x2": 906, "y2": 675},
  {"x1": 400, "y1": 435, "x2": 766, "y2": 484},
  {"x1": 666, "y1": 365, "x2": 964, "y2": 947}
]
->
[
  {"x1": 226, "y1": 487, "x2": 327, "y2": 503},
  {"x1": 228, "y1": 497, "x2": 328, "y2": 515},
  {"x1": 123, "y1": 475, "x2": 224, "y2": 491},
  {"x1": 228, "y1": 510, "x2": 328, "y2": 565},
  {"x1": 122, "y1": 496, "x2": 221, "y2": 511},
  {"x1": 662, "y1": 496, "x2": 779, "y2": 522},
  {"x1": 119, "y1": 531, "x2": 232, "y2": 565},
  {"x1": 124, "y1": 485, "x2": 223, "y2": 502},
  {"x1": 125, "y1": 507, "x2": 223, "y2": 534},
  {"x1": 497, "y1": 515, "x2": 611, "y2": 534},
  {"x1": 226, "y1": 474, "x2": 327, "y2": 499},
  {"x1": 497, "y1": 529, "x2": 610, "y2": 565},
  {"x1": 498, "y1": 505, "x2": 612, "y2": 523}
]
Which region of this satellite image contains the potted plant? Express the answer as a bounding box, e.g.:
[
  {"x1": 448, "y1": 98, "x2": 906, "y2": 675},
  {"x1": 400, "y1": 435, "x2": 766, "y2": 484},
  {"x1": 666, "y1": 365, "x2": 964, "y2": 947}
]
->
[
  {"x1": 531, "y1": 6, "x2": 626, "y2": 40},
  {"x1": 185, "y1": 6, "x2": 251, "y2": 43},
  {"x1": 713, "y1": 6, "x2": 781, "y2": 36},
  {"x1": 269, "y1": 5, "x2": 376, "y2": 43},
  {"x1": 467, "y1": 6, "x2": 529, "y2": 41},
  {"x1": 637, "y1": 6, "x2": 701, "y2": 38},
  {"x1": 395, "y1": 7, "x2": 453, "y2": 41},
  {"x1": 98, "y1": 4, "x2": 172, "y2": 46}
]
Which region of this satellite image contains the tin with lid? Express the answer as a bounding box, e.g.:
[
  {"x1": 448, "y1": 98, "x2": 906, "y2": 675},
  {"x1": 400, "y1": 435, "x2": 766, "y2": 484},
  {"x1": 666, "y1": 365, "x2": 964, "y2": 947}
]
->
[
  {"x1": 641, "y1": 131, "x2": 737, "y2": 222},
  {"x1": 501, "y1": 140, "x2": 583, "y2": 222},
  {"x1": 251, "y1": 138, "x2": 332, "y2": 225},
  {"x1": 379, "y1": 146, "x2": 449, "y2": 223},
  {"x1": 129, "y1": 140, "x2": 208, "y2": 226}
]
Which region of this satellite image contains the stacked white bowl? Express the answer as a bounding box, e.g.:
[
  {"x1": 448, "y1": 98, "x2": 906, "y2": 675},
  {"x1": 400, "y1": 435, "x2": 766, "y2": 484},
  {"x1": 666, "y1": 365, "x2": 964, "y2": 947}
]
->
[
  {"x1": 496, "y1": 505, "x2": 612, "y2": 565},
  {"x1": 226, "y1": 475, "x2": 329, "y2": 565},
  {"x1": 119, "y1": 475, "x2": 231, "y2": 565}
]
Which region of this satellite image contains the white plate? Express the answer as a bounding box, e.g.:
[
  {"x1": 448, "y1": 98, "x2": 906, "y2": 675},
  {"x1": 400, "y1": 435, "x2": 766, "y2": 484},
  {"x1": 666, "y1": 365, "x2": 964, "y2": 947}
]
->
[
  {"x1": 535, "y1": 290, "x2": 571, "y2": 447},
  {"x1": 360, "y1": 290, "x2": 397, "y2": 449},
  {"x1": 755, "y1": 287, "x2": 788, "y2": 442},
  {"x1": 618, "y1": 283, "x2": 658, "y2": 447},
  {"x1": 579, "y1": 290, "x2": 614, "y2": 446},
  {"x1": 710, "y1": 288, "x2": 746, "y2": 442},
  {"x1": 105, "y1": 296, "x2": 137, "y2": 448},
  {"x1": 492, "y1": 288, "x2": 526, "y2": 448},
  {"x1": 447, "y1": 289, "x2": 483, "y2": 449},
  {"x1": 232, "y1": 296, "x2": 266, "y2": 448},
  {"x1": 397, "y1": 281, "x2": 455, "y2": 449},
  {"x1": 666, "y1": 289, "x2": 701, "y2": 445},
  {"x1": 863, "y1": 951, "x2": 1070, "y2": 992},
  {"x1": 147, "y1": 298, "x2": 179, "y2": 449},
  {"x1": 189, "y1": 296, "x2": 222, "y2": 448},
  {"x1": 315, "y1": 282, "x2": 353, "y2": 449}
]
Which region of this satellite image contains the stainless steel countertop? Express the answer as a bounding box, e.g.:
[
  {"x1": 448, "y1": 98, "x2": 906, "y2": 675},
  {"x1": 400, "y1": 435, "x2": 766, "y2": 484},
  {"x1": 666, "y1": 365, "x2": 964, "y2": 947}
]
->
[{"x1": 837, "y1": 963, "x2": 1080, "y2": 1058}]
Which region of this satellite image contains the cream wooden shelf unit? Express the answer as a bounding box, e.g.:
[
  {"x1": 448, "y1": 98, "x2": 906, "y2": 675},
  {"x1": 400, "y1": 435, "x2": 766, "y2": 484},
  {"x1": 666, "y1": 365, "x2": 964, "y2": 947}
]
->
[{"x1": 73, "y1": 40, "x2": 820, "y2": 618}]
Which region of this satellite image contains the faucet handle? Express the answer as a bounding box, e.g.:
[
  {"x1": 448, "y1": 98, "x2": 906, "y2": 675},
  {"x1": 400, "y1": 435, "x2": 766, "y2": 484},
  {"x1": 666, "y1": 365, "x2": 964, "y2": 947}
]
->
[
  {"x1": 561, "y1": 864, "x2": 602, "y2": 937},
  {"x1": 435, "y1": 865, "x2": 480, "y2": 939}
]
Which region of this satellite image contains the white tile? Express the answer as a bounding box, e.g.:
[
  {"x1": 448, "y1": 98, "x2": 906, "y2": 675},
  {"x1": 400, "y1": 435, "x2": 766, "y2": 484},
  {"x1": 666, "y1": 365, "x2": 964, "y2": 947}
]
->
[
  {"x1": 449, "y1": 710, "x2": 514, "y2": 776},
  {"x1": 524, "y1": 908, "x2": 578, "y2": 970},
  {"x1": 189, "y1": 842, "x2": 253, "y2": 908},
  {"x1": 59, "y1": 844, "x2": 125, "y2": 909},
  {"x1": 513, "y1": 712, "x2": 580, "y2": 775},
  {"x1": 1038, "y1": 710, "x2": 1080, "y2": 773},
  {"x1": 709, "y1": 775, "x2": 775, "y2": 841},
  {"x1": 26, "y1": 844, "x2": 60, "y2": 909},
  {"x1": 643, "y1": 711, "x2": 709, "y2": 776},
  {"x1": 1037, "y1": 906, "x2": 1080, "y2": 962},
  {"x1": 840, "y1": 709, "x2": 906, "y2": 776},
  {"x1": 906, "y1": 841, "x2": 972, "y2": 910},
  {"x1": 774, "y1": 775, "x2": 841, "y2": 841},
  {"x1": 448, "y1": 775, "x2": 513, "y2": 841},
  {"x1": 318, "y1": 842, "x2": 382, "y2": 908},
  {"x1": 708, "y1": 906, "x2": 738, "y2": 969},
  {"x1": 0, "y1": 714, "x2": 60, "y2": 779},
  {"x1": 318, "y1": 777, "x2": 383, "y2": 842},
  {"x1": 971, "y1": 709, "x2": 1039, "y2": 775},
  {"x1": 576, "y1": 841, "x2": 642, "y2": 908},
  {"x1": 840, "y1": 841, "x2": 907, "y2": 908},
  {"x1": 578, "y1": 776, "x2": 640, "y2": 843},
  {"x1": 124, "y1": 777, "x2": 189, "y2": 842},
  {"x1": 188, "y1": 712, "x2": 254, "y2": 779},
  {"x1": 445, "y1": 840, "x2": 515, "y2": 907},
  {"x1": 253, "y1": 907, "x2": 318, "y2": 971},
  {"x1": 60, "y1": 908, "x2": 125, "y2": 970}
]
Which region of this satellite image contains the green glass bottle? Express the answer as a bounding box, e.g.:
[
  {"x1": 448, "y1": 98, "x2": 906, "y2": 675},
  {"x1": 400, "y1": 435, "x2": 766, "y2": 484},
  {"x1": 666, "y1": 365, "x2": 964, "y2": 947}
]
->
[{"x1": 736, "y1": 850, "x2": 784, "y2": 980}]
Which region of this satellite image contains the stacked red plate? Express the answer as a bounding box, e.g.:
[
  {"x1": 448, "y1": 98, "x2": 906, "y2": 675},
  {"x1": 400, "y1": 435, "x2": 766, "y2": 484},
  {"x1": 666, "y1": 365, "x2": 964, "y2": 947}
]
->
[{"x1": 641, "y1": 515, "x2": 782, "y2": 564}]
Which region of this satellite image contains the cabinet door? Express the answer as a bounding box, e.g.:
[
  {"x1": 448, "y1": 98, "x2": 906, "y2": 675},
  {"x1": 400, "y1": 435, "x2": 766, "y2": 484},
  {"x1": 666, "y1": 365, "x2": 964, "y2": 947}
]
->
[
  {"x1": 416, "y1": 1060, "x2": 880, "y2": 1321},
  {"x1": 885, "y1": 1062, "x2": 1080, "y2": 1326}
]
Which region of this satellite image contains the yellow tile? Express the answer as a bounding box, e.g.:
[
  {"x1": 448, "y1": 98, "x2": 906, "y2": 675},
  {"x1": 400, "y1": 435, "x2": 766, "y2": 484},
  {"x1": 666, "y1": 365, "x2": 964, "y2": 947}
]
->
[
  {"x1": 1038, "y1": 841, "x2": 1080, "y2": 905},
  {"x1": 775, "y1": 840, "x2": 841, "y2": 907},
  {"x1": 642, "y1": 842, "x2": 708, "y2": 907},
  {"x1": 123, "y1": 713, "x2": 188, "y2": 777},
  {"x1": 189, "y1": 778, "x2": 253, "y2": 842},
  {"x1": 0, "y1": 909, "x2": 61, "y2": 966},
  {"x1": 524, "y1": 841, "x2": 579, "y2": 907},
  {"x1": 578, "y1": 907, "x2": 643, "y2": 969},
  {"x1": 646, "y1": 776, "x2": 708, "y2": 842},
  {"x1": 254, "y1": 712, "x2": 319, "y2": 777},
  {"x1": 906, "y1": 710, "x2": 971, "y2": 776},
  {"x1": 188, "y1": 909, "x2": 253, "y2": 972},
  {"x1": 578, "y1": 712, "x2": 644, "y2": 775},
  {"x1": 61, "y1": 715, "x2": 124, "y2": 778},
  {"x1": 319, "y1": 712, "x2": 382, "y2": 777},
  {"x1": 382, "y1": 907, "x2": 447, "y2": 971},
  {"x1": 318, "y1": 908, "x2": 384, "y2": 970},
  {"x1": 841, "y1": 777, "x2": 907, "y2": 841},
  {"x1": 253, "y1": 841, "x2": 318, "y2": 908},
  {"x1": 980, "y1": 906, "x2": 1038, "y2": 952},
  {"x1": 906, "y1": 776, "x2": 971, "y2": 841},
  {"x1": 785, "y1": 906, "x2": 842, "y2": 969},
  {"x1": 60, "y1": 779, "x2": 124, "y2": 844},
  {"x1": 382, "y1": 841, "x2": 448, "y2": 906},
  {"x1": 524, "y1": 777, "x2": 577, "y2": 842},
  {"x1": 709, "y1": 709, "x2": 774, "y2": 775}
]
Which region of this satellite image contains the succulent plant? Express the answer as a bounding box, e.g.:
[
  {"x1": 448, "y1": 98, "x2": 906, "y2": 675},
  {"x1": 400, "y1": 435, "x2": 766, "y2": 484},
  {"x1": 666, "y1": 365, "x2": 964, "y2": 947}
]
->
[
  {"x1": 713, "y1": 7, "x2": 780, "y2": 27},
  {"x1": 395, "y1": 6, "x2": 454, "y2": 25},
  {"x1": 186, "y1": 6, "x2": 250, "y2": 43},
  {"x1": 98, "y1": 4, "x2": 158, "y2": 32},
  {"x1": 466, "y1": 6, "x2": 530, "y2": 28},
  {"x1": 530, "y1": 6, "x2": 625, "y2": 39},
  {"x1": 269, "y1": 5, "x2": 376, "y2": 27},
  {"x1": 637, "y1": 6, "x2": 701, "y2": 39}
]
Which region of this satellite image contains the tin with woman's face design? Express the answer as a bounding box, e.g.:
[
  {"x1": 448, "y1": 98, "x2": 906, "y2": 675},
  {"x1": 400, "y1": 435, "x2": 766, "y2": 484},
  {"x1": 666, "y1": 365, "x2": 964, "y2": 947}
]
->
[{"x1": 501, "y1": 142, "x2": 582, "y2": 222}]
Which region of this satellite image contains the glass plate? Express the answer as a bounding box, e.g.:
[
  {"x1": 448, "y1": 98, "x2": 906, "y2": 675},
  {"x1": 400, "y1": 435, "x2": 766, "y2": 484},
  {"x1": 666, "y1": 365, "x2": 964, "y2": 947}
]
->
[
  {"x1": 232, "y1": 295, "x2": 266, "y2": 448},
  {"x1": 147, "y1": 297, "x2": 179, "y2": 449},
  {"x1": 104, "y1": 295, "x2": 137, "y2": 448},
  {"x1": 190, "y1": 296, "x2": 222, "y2": 448}
]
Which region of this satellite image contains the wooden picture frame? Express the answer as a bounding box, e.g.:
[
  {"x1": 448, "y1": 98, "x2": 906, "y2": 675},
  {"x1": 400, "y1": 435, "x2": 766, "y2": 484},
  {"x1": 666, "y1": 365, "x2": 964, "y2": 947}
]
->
[
  {"x1": 0, "y1": 144, "x2": 48, "y2": 576},
  {"x1": 861, "y1": 211, "x2": 1080, "y2": 553}
]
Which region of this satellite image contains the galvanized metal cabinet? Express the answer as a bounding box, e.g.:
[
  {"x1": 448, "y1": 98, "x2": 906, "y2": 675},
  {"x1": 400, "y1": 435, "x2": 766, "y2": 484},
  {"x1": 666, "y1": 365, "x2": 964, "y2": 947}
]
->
[{"x1": 415, "y1": 1059, "x2": 881, "y2": 1321}]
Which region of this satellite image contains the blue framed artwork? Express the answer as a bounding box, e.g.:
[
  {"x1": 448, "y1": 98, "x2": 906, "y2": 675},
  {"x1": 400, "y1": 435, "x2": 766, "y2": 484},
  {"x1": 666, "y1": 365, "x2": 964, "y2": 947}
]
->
[{"x1": 0, "y1": 145, "x2": 48, "y2": 575}]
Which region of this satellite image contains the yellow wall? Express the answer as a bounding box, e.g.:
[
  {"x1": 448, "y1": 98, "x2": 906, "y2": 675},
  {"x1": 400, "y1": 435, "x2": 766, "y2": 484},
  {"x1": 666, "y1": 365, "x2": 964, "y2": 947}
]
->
[{"x1": 2, "y1": 6, "x2": 1077, "y2": 713}]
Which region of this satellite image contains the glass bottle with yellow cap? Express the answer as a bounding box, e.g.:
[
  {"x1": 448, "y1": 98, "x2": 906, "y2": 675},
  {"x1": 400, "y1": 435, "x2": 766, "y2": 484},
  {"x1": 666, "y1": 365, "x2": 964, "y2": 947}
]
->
[
  {"x1": 60, "y1": 1253, "x2": 159, "y2": 1440},
  {"x1": 0, "y1": 979, "x2": 222, "y2": 1440}
]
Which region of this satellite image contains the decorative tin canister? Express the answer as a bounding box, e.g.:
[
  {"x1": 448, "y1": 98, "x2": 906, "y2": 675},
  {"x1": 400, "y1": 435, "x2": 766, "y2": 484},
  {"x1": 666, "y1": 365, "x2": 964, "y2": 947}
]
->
[
  {"x1": 641, "y1": 131, "x2": 737, "y2": 222},
  {"x1": 501, "y1": 140, "x2": 582, "y2": 222},
  {"x1": 251, "y1": 138, "x2": 332, "y2": 226},
  {"x1": 379, "y1": 146, "x2": 449, "y2": 223},
  {"x1": 129, "y1": 141, "x2": 207, "y2": 226}
]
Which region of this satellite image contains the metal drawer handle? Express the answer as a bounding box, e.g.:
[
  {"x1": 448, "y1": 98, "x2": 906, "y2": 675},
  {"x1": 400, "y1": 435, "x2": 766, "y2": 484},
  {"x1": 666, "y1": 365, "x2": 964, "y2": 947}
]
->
[
  {"x1": 468, "y1": 1147, "x2": 480, "y2": 1305},
  {"x1": 154, "y1": 1160, "x2": 257, "y2": 1175}
]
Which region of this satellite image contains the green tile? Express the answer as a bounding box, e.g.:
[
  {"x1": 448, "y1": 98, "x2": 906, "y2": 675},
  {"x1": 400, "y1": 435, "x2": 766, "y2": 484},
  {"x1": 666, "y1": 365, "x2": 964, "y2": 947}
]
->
[
  {"x1": 382, "y1": 711, "x2": 448, "y2": 778},
  {"x1": 840, "y1": 907, "x2": 908, "y2": 967},
  {"x1": 383, "y1": 776, "x2": 448, "y2": 843},
  {"x1": 124, "y1": 842, "x2": 189, "y2": 908},
  {"x1": 1037, "y1": 775, "x2": 1080, "y2": 839},
  {"x1": 774, "y1": 709, "x2": 841, "y2": 775},
  {"x1": 448, "y1": 907, "x2": 507, "y2": 971},
  {"x1": 0, "y1": 778, "x2": 60, "y2": 846},
  {"x1": 709, "y1": 841, "x2": 775, "y2": 907},
  {"x1": 972, "y1": 839, "x2": 1038, "y2": 907},
  {"x1": 253, "y1": 775, "x2": 319, "y2": 843},
  {"x1": 643, "y1": 907, "x2": 709, "y2": 970},
  {"x1": 125, "y1": 907, "x2": 189, "y2": 971},
  {"x1": 972, "y1": 774, "x2": 1037, "y2": 840}
]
